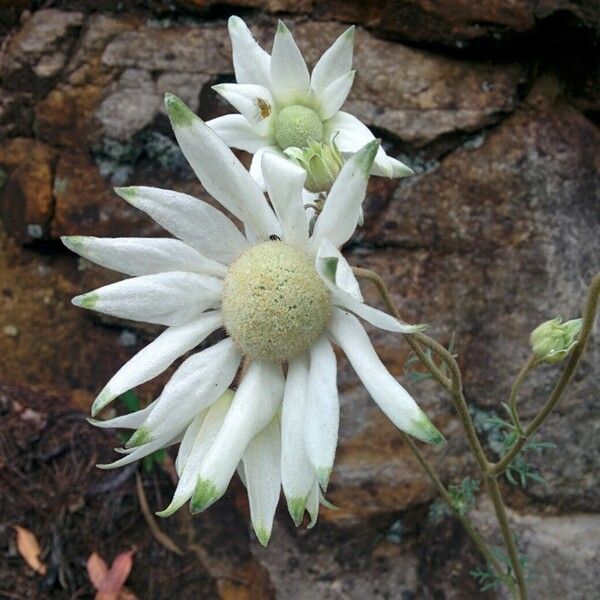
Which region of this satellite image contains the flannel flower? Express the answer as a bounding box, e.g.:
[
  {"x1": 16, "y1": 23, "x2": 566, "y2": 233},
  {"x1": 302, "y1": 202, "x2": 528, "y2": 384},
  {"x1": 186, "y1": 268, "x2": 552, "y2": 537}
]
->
[
  {"x1": 208, "y1": 16, "x2": 414, "y2": 191},
  {"x1": 63, "y1": 95, "x2": 442, "y2": 545}
]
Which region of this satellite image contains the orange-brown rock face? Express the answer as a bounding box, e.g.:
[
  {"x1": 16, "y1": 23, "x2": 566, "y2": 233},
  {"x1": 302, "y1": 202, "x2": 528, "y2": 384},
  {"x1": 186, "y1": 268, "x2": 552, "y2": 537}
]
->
[{"x1": 0, "y1": 3, "x2": 598, "y2": 599}]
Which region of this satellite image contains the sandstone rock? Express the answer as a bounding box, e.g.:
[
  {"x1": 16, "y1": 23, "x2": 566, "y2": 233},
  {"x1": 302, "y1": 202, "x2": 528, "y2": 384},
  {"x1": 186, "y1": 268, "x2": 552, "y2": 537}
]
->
[
  {"x1": 101, "y1": 24, "x2": 231, "y2": 74},
  {"x1": 252, "y1": 523, "x2": 420, "y2": 600},
  {"x1": 471, "y1": 500, "x2": 600, "y2": 600},
  {"x1": 0, "y1": 138, "x2": 57, "y2": 242},
  {"x1": 1, "y1": 9, "x2": 84, "y2": 91},
  {"x1": 509, "y1": 511, "x2": 600, "y2": 600},
  {"x1": 177, "y1": 0, "x2": 312, "y2": 12},
  {"x1": 0, "y1": 236, "x2": 134, "y2": 396},
  {"x1": 318, "y1": 0, "x2": 599, "y2": 47},
  {"x1": 33, "y1": 15, "x2": 132, "y2": 149},
  {"x1": 95, "y1": 69, "x2": 160, "y2": 141},
  {"x1": 352, "y1": 101, "x2": 599, "y2": 511},
  {"x1": 50, "y1": 152, "x2": 158, "y2": 238},
  {"x1": 359, "y1": 101, "x2": 599, "y2": 396},
  {"x1": 515, "y1": 402, "x2": 600, "y2": 512},
  {"x1": 349, "y1": 34, "x2": 525, "y2": 147}
]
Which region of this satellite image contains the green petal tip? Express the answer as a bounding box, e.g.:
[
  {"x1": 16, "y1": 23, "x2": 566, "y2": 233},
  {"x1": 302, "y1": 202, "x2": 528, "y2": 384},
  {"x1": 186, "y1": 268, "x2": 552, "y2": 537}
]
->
[
  {"x1": 319, "y1": 495, "x2": 339, "y2": 511},
  {"x1": 72, "y1": 292, "x2": 99, "y2": 310},
  {"x1": 190, "y1": 479, "x2": 219, "y2": 513},
  {"x1": 228, "y1": 15, "x2": 242, "y2": 29},
  {"x1": 126, "y1": 427, "x2": 151, "y2": 448},
  {"x1": 412, "y1": 414, "x2": 446, "y2": 445},
  {"x1": 164, "y1": 93, "x2": 196, "y2": 128},
  {"x1": 114, "y1": 186, "x2": 138, "y2": 202},
  {"x1": 156, "y1": 500, "x2": 182, "y2": 518},
  {"x1": 288, "y1": 496, "x2": 308, "y2": 526},
  {"x1": 255, "y1": 526, "x2": 271, "y2": 547},
  {"x1": 357, "y1": 139, "x2": 380, "y2": 176},
  {"x1": 91, "y1": 388, "x2": 114, "y2": 417},
  {"x1": 61, "y1": 235, "x2": 84, "y2": 251},
  {"x1": 317, "y1": 467, "x2": 332, "y2": 491}
]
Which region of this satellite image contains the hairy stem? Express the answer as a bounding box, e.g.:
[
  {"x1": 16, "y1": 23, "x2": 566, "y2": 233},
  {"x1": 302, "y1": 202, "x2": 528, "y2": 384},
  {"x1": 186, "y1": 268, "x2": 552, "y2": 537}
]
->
[
  {"x1": 352, "y1": 267, "x2": 490, "y2": 472},
  {"x1": 401, "y1": 432, "x2": 517, "y2": 595},
  {"x1": 491, "y1": 273, "x2": 600, "y2": 475},
  {"x1": 485, "y1": 476, "x2": 526, "y2": 598},
  {"x1": 353, "y1": 266, "x2": 527, "y2": 598},
  {"x1": 353, "y1": 268, "x2": 599, "y2": 599},
  {"x1": 351, "y1": 267, "x2": 451, "y2": 390},
  {"x1": 508, "y1": 355, "x2": 539, "y2": 435}
]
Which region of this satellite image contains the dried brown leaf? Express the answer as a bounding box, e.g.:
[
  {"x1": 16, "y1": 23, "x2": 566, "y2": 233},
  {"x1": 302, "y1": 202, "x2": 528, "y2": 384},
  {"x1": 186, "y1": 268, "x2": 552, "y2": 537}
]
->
[
  {"x1": 13, "y1": 525, "x2": 47, "y2": 575},
  {"x1": 87, "y1": 549, "x2": 135, "y2": 600},
  {"x1": 99, "y1": 550, "x2": 134, "y2": 593},
  {"x1": 87, "y1": 552, "x2": 109, "y2": 589}
]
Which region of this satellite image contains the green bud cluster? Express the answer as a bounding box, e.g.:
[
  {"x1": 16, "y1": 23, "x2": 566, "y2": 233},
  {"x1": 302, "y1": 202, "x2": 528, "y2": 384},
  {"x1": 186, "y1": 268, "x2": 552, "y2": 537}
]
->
[
  {"x1": 529, "y1": 317, "x2": 582, "y2": 364},
  {"x1": 285, "y1": 139, "x2": 344, "y2": 193}
]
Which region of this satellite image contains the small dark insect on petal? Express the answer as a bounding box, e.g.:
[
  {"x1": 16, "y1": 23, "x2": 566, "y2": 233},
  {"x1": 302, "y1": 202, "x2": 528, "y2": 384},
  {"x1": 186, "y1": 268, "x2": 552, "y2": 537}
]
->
[{"x1": 269, "y1": 234, "x2": 281, "y2": 241}]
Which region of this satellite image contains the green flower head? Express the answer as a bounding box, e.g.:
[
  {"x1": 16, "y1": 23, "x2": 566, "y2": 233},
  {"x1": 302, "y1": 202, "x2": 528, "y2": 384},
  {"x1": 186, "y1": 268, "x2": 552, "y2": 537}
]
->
[
  {"x1": 284, "y1": 139, "x2": 345, "y2": 194},
  {"x1": 530, "y1": 317, "x2": 582, "y2": 364}
]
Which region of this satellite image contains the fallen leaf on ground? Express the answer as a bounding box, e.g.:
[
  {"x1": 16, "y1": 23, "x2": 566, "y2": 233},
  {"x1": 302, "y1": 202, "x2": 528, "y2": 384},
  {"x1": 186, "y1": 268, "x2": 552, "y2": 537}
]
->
[
  {"x1": 86, "y1": 549, "x2": 136, "y2": 600},
  {"x1": 13, "y1": 525, "x2": 47, "y2": 575},
  {"x1": 87, "y1": 552, "x2": 109, "y2": 589}
]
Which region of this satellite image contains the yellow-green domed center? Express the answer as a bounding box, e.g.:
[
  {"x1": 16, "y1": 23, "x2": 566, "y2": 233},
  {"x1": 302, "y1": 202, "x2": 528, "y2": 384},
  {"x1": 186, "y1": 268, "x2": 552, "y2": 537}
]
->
[
  {"x1": 274, "y1": 105, "x2": 323, "y2": 150},
  {"x1": 222, "y1": 241, "x2": 331, "y2": 363}
]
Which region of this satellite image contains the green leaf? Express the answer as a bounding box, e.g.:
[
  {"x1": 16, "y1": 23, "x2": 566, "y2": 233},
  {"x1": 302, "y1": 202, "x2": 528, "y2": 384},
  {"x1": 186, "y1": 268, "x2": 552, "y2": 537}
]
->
[{"x1": 120, "y1": 389, "x2": 141, "y2": 412}]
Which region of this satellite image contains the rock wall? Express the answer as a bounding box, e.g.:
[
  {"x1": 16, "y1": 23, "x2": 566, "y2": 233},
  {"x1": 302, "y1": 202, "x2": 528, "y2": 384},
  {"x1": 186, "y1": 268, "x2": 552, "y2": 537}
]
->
[{"x1": 0, "y1": 2, "x2": 598, "y2": 598}]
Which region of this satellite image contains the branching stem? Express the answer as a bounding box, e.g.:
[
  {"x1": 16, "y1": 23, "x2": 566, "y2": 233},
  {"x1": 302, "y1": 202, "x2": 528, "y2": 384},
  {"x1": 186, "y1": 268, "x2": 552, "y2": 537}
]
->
[
  {"x1": 400, "y1": 432, "x2": 517, "y2": 595},
  {"x1": 491, "y1": 274, "x2": 600, "y2": 475},
  {"x1": 352, "y1": 267, "x2": 600, "y2": 600}
]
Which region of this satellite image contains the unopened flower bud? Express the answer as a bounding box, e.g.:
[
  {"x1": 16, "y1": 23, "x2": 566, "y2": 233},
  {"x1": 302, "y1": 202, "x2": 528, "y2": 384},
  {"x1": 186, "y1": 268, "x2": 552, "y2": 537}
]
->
[
  {"x1": 284, "y1": 140, "x2": 344, "y2": 193},
  {"x1": 530, "y1": 317, "x2": 582, "y2": 364}
]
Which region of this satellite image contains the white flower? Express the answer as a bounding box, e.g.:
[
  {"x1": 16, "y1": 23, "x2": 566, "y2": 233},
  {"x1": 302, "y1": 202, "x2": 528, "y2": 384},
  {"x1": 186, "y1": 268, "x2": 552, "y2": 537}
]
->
[
  {"x1": 208, "y1": 16, "x2": 414, "y2": 190},
  {"x1": 64, "y1": 94, "x2": 442, "y2": 545}
]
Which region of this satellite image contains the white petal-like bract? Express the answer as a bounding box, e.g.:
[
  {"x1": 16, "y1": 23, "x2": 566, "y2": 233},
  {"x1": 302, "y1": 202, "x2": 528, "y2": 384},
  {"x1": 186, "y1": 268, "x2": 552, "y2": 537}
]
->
[
  {"x1": 62, "y1": 236, "x2": 227, "y2": 278},
  {"x1": 303, "y1": 336, "x2": 338, "y2": 490},
  {"x1": 310, "y1": 140, "x2": 379, "y2": 251},
  {"x1": 91, "y1": 312, "x2": 223, "y2": 416},
  {"x1": 317, "y1": 70, "x2": 355, "y2": 121},
  {"x1": 73, "y1": 271, "x2": 222, "y2": 326},
  {"x1": 310, "y1": 26, "x2": 355, "y2": 94},
  {"x1": 262, "y1": 152, "x2": 309, "y2": 247},
  {"x1": 114, "y1": 186, "x2": 249, "y2": 265},
  {"x1": 270, "y1": 20, "x2": 310, "y2": 103},
  {"x1": 158, "y1": 391, "x2": 234, "y2": 516},
  {"x1": 242, "y1": 416, "x2": 282, "y2": 545},
  {"x1": 212, "y1": 83, "x2": 275, "y2": 137},
  {"x1": 281, "y1": 355, "x2": 314, "y2": 524},
  {"x1": 165, "y1": 94, "x2": 282, "y2": 241},
  {"x1": 133, "y1": 339, "x2": 242, "y2": 444},
  {"x1": 228, "y1": 16, "x2": 271, "y2": 88},
  {"x1": 206, "y1": 114, "x2": 271, "y2": 153},
  {"x1": 190, "y1": 360, "x2": 284, "y2": 512},
  {"x1": 328, "y1": 309, "x2": 444, "y2": 445}
]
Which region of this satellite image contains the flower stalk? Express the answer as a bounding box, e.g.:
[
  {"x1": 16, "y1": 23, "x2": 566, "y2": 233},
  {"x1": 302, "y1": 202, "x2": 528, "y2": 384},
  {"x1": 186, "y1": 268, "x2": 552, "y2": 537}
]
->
[
  {"x1": 491, "y1": 274, "x2": 600, "y2": 475},
  {"x1": 353, "y1": 267, "x2": 600, "y2": 599}
]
